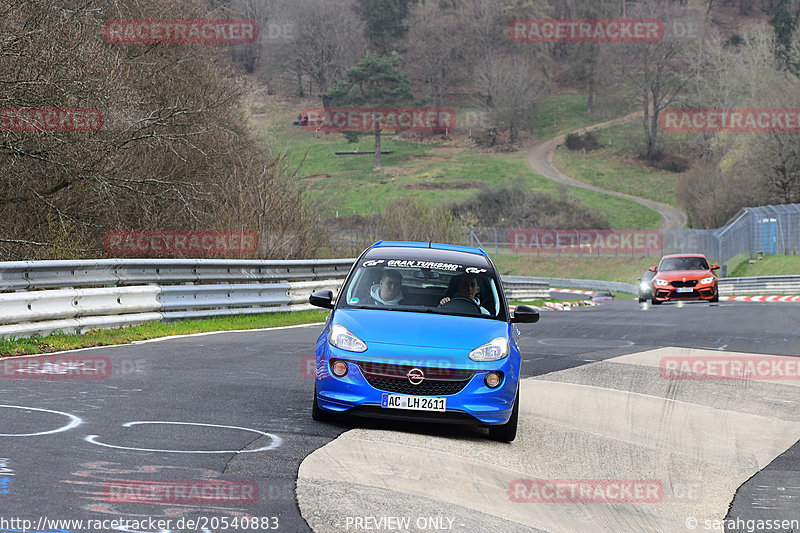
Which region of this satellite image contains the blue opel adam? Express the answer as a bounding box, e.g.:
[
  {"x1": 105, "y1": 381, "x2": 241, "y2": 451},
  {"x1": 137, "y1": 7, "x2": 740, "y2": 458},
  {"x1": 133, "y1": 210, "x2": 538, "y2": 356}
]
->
[{"x1": 308, "y1": 241, "x2": 539, "y2": 442}]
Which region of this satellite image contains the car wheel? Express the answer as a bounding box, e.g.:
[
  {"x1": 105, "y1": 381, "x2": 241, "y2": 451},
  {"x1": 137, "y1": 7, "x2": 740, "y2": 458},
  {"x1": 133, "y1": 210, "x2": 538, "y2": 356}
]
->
[
  {"x1": 651, "y1": 297, "x2": 662, "y2": 305},
  {"x1": 710, "y1": 292, "x2": 719, "y2": 303},
  {"x1": 488, "y1": 387, "x2": 519, "y2": 442},
  {"x1": 638, "y1": 297, "x2": 646, "y2": 303},
  {"x1": 312, "y1": 384, "x2": 333, "y2": 422}
]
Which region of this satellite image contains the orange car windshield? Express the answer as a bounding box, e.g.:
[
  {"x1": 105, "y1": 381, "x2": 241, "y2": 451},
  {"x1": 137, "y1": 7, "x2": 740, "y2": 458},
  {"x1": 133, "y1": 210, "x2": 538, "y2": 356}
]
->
[{"x1": 660, "y1": 257, "x2": 709, "y2": 271}]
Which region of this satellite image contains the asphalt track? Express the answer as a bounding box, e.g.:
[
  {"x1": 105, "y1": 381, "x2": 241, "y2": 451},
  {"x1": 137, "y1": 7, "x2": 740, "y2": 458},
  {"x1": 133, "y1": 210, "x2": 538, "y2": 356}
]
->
[{"x1": 0, "y1": 300, "x2": 798, "y2": 532}]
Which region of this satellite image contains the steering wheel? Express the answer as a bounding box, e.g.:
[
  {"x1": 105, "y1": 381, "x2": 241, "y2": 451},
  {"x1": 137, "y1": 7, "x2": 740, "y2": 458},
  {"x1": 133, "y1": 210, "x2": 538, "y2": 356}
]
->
[{"x1": 440, "y1": 296, "x2": 481, "y2": 314}]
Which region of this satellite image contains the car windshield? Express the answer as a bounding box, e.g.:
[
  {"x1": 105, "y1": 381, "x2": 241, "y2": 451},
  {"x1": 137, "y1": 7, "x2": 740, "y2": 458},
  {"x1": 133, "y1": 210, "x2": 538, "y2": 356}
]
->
[
  {"x1": 659, "y1": 257, "x2": 709, "y2": 271},
  {"x1": 339, "y1": 255, "x2": 506, "y2": 320}
]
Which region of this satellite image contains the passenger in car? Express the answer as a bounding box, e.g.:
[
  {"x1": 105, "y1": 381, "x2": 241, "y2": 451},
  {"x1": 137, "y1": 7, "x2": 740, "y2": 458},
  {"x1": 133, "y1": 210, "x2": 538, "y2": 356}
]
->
[{"x1": 369, "y1": 269, "x2": 406, "y2": 305}]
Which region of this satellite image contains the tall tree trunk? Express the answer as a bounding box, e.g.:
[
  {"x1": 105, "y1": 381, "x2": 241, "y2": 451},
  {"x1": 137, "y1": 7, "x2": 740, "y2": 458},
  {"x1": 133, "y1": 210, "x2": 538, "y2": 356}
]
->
[
  {"x1": 587, "y1": 45, "x2": 597, "y2": 114},
  {"x1": 374, "y1": 126, "x2": 381, "y2": 169}
]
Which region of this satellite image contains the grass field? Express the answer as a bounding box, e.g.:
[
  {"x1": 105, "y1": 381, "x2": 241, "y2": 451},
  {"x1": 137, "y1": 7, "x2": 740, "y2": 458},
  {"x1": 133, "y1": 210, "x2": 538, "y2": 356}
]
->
[
  {"x1": 492, "y1": 253, "x2": 657, "y2": 283},
  {"x1": 249, "y1": 96, "x2": 661, "y2": 227},
  {"x1": 0, "y1": 310, "x2": 328, "y2": 356},
  {"x1": 730, "y1": 255, "x2": 800, "y2": 277},
  {"x1": 552, "y1": 123, "x2": 686, "y2": 208},
  {"x1": 528, "y1": 92, "x2": 635, "y2": 140}
]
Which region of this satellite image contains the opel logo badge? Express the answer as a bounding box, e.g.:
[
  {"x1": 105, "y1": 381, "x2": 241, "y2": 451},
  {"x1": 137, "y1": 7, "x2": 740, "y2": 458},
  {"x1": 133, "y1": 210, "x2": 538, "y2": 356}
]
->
[{"x1": 407, "y1": 368, "x2": 425, "y2": 385}]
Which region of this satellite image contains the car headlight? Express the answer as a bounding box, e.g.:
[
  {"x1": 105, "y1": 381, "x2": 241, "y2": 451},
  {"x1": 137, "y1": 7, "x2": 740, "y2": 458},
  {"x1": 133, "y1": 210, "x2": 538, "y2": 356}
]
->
[
  {"x1": 329, "y1": 324, "x2": 367, "y2": 352},
  {"x1": 639, "y1": 281, "x2": 650, "y2": 291},
  {"x1": 700, "y1": 276, "x2": 715, "y2": 284},
  {"x1": 655, "y1": 279, "x2": 669, "y2": 286},
  {"x1": 469, "y1": 337, "x2": 509, "y2": 362}
]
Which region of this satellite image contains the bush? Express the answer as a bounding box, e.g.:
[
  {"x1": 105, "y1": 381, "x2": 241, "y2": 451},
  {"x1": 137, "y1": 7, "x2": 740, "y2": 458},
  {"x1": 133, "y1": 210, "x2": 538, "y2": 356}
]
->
[
  {"x1": 644, "y1": 152, "x2": 689, "y2": 173},
  {"x1": 581, "y1": 132, "x2": 602, "y2": 151},
  {"x1": 565, "y1": 133, "x2": 584, "y2": 150},
  {"x1": 472, "y1": 128, "x2": 499, "y2": 148},
  {"x1": 451, "y1": 183, "x2": 611, "y2": 229},
  {"x1": 565, "y1": 132, "x2": 602, "y2": 151}
]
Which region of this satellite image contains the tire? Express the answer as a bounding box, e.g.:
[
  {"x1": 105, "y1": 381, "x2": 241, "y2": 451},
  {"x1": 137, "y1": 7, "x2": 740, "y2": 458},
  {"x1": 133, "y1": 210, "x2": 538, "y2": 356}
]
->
[
  {"x1": 638, "y1": 297, "x2": 646, "y2": 303},
  {"x1": 312, "y1": 384, "x2": 333, "y2": 422},
  {"x1": 651, "y1": 297, "x2": 662, "y2": 305},
  {"x1": 710, "y1": 292, "x2": 719, "y2": 303},
  {"x1": 488, "y1": 387, "x2": 519, "y2": 443}
]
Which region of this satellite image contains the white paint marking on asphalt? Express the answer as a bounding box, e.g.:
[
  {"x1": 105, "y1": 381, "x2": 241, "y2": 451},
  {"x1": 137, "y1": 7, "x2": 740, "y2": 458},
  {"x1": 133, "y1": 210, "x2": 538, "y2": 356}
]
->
[
  {"x1": 85, "y1": 421, "x2": 282, "y2": 453},
  {"x1": 0, "y1": 404, "x2": 82, "y2": 437}
]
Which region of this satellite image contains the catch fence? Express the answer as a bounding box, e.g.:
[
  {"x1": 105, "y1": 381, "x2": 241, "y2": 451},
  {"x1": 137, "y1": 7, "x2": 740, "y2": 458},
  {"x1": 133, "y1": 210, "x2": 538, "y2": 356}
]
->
[{"x1": 469, "y1": 203, "x2": 800, "y2": 276}]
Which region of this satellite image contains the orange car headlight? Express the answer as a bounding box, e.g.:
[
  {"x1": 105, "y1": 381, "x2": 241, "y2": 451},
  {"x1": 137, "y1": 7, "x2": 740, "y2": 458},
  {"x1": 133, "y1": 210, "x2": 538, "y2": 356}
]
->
[{"x1": 699, "y1": 276, "x2": 715, "y2": 284}]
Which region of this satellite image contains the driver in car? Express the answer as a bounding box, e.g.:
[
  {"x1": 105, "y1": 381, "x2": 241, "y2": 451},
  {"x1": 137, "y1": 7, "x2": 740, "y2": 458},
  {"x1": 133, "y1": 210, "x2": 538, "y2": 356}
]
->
[
  {"x1": 439, "y1": 274, "x2": 490, "y2": 314},
  {"x1": 370, "y1": 269, "x2": 405, "y2": 305}
]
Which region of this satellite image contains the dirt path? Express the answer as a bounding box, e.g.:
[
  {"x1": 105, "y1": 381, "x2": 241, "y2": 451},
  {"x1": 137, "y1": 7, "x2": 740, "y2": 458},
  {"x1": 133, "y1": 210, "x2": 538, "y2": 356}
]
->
[{"x1": 526, "y1": 112, "x2": 687, "y2": 230}]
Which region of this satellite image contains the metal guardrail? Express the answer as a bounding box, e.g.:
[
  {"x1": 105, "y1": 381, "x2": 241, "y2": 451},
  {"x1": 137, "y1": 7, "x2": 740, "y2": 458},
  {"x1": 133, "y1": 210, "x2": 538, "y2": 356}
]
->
[
  {"x1": 1, "y1": 258, "x2": 796, "y2": 339},
  {"x1": 0, "y1": 258, "x2": 355, "y2": 291},
  {"x1": 503, "y1": 276, "x2": 638, "y2": 295},
  {"x1": 718, "y1": 275, "x2": 800, "y2": 296},
  {"x1": 501, "y1": 279, "x2": 551, "y2": 300}
]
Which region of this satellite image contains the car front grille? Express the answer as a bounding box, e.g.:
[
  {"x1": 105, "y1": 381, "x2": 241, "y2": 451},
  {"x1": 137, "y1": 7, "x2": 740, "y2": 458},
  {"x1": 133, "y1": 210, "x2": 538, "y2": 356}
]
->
[
  {"x1": 366, "y1": 378, "x2": 470, "y2": 395},
  {"x1": 671, "y1": 280, "x2": 698, "y2": 287},
  {"x1": 357, "y1": 361, "x2": 476, "y2": 396}
]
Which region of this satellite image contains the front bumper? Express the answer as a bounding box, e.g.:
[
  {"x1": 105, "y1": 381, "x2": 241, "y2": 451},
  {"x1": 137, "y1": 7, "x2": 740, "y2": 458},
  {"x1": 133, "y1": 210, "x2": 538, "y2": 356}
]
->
[
  {"x1": 314, "y1": 346, "x2": 519, "y2": 426},
  {"x1": 653, "y1": 282, "x2": 717, "y2": 301}
]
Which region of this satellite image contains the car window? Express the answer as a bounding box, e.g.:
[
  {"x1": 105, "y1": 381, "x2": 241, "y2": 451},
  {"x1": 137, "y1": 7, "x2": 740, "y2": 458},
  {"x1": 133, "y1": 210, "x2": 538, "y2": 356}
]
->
[
  {"x1": 339, "y1": 260, "x2": 505, "y2": 320},
  {"x1": 659, "y1": 257, "x2": 709, "y2": 271}
]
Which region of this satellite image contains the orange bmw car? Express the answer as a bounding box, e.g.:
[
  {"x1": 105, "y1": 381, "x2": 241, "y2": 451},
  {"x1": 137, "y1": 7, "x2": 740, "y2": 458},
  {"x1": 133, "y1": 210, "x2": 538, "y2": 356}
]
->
[{"x1": 650, "y1": 254, "x2": 719, "y2": 304}]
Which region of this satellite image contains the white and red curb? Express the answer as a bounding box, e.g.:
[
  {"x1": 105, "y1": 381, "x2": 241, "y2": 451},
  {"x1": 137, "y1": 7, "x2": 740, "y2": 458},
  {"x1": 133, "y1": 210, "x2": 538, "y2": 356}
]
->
[
  {"x1": 544, "y1": 300, "x2": 597, "y2": 311},
  {"x1": 552, "y1": 288, "x2": 595, "y2": 296},
  {"x1": 720, "y1": 295, "x2": 800, "y2": 303},
  {"x1": 510, "y1": 300, "x2": 597, "y2": 313}
]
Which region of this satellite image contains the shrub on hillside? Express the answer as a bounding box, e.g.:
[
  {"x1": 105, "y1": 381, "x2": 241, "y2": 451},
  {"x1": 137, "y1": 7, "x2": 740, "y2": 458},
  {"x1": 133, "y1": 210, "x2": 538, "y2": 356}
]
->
[
  {"x1": 451, "y1": 184, "x2": 611, "y2": 229},
  {"x1": 565, "y1": 132, "x2": 602, "y2": 151}
]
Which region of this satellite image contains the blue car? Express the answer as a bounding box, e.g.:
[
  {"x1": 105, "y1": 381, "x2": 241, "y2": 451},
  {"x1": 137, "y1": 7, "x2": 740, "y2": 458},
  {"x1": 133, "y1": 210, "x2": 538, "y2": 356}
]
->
[{"x1": 308, "y1": 241, "x2": 539, "y2": 442}]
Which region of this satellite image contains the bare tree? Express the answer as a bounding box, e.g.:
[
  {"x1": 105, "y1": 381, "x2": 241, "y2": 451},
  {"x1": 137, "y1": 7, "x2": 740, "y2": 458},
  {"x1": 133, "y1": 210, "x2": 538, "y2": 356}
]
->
[
  {"x1": 475, "y1": 52, "x2": 548, "y2": 143},
  {"x1": 0, "y1": 0, "x2": 319, "y2": 259},
  {"x1": 405, "y1": 1, "x2": 467, "y2": 109},
  {"x1": 612, "y1": 2, "x2": 696, "y2": 159}
]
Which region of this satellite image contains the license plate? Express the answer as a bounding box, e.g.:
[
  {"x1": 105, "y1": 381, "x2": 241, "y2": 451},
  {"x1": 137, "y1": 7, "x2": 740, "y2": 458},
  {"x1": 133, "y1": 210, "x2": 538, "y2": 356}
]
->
[
  {"x1": 381, "y1": 394, "x2": 446, "y2": 412},
  {"x1": 676, "y1": 287, "x2": 693, "y2": 293}
]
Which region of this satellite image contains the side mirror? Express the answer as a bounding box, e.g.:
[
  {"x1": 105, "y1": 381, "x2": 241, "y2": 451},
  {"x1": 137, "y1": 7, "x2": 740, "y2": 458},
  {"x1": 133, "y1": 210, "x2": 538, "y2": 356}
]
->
[
  {"x1": 309, "y1": 289, "x2": 334, "y2": 309},
  {"x1": 512, "y1": 305, "x2": 539, "y2": 324},
  {"x1": 711, "y1": 264, "x2": 720, "y2": 270},
  {"x1": 648, "y1": 266, "x2": 657, "y2": 272},
  {"x1": 636, "y1": 277, "x2": 642, "y2": 281}
]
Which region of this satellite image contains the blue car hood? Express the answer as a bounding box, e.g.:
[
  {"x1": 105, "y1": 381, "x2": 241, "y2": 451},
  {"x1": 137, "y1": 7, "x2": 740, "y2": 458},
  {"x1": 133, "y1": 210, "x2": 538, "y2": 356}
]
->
[{"x1": 333, "y1": 308, "x2": 509, "y2": 349}]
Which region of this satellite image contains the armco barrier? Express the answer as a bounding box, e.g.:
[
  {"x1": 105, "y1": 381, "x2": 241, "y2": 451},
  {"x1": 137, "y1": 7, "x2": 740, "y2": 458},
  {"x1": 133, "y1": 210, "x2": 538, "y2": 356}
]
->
[
  {"x1": 718, "y1": 275, "x2": 800, "y2": 295},
  {"x1": 503, "y1": 276, "x2": 638, "y2": 295},
  {"x1": 1, "y1": 258, "x2": 796, "y2": 339},
  {"x1": 502, "y1": 279, "x2": 550, "y2": 300},
  {"x1": 0, "y1": 258, "x2": 355, "y2": 291}
]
